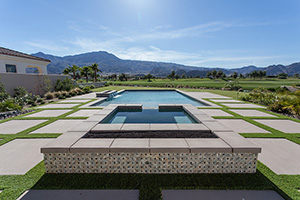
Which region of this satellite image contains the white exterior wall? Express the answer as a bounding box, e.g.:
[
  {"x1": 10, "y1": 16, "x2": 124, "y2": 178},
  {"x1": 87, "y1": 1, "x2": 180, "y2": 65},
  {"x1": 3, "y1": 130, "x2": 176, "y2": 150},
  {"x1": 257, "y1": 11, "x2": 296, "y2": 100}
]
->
[{"x1": 0, "y1": 54, "x2": 49, "y2": 74}]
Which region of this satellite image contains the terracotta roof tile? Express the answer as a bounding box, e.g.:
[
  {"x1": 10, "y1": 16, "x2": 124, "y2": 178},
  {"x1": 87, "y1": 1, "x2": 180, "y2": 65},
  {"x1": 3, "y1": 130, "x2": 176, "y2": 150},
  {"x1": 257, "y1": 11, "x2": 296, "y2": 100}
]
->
[{"x1": 0, "y1": 47, "x2": 51, "y2": 62}]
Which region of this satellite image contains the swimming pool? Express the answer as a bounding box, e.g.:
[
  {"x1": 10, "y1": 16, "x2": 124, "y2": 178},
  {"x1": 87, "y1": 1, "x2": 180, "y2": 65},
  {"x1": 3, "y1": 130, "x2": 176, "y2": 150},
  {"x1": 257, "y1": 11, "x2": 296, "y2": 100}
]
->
[
  {"x1": 93, "y1": 90, "x2": 207, "y2": 107},
  {"x1": 101, "y1": 108, "x2": 198, "y2": 124}
]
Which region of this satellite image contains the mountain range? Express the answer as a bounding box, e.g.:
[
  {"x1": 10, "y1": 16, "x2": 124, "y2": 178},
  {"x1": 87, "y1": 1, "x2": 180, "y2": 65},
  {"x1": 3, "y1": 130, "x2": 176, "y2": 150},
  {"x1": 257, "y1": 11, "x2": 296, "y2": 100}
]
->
[{"x1": 32, "y1": 51, "x2": 300, "y2": 77}]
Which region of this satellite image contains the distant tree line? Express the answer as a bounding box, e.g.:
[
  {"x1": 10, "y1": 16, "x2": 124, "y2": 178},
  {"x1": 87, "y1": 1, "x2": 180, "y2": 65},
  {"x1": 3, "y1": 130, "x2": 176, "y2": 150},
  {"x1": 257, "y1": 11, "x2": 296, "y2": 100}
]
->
[{"x1": 63, "y1": 63, "x2": 102, "y2": 83}]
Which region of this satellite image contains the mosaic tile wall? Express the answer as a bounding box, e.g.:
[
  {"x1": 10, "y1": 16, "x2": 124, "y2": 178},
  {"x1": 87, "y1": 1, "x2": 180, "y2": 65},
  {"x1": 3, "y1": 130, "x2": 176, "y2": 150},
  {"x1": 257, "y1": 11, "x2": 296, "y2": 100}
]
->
[{"x1": 44, "y1": 152, "x2": 258, "y2": 173}]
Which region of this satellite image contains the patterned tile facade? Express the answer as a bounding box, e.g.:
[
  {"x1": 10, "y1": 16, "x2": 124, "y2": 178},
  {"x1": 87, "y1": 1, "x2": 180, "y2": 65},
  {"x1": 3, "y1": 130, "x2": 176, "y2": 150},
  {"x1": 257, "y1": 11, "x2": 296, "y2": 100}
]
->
[{"x1": 44, "y1": 152, "x2": 258, "y2": 174}]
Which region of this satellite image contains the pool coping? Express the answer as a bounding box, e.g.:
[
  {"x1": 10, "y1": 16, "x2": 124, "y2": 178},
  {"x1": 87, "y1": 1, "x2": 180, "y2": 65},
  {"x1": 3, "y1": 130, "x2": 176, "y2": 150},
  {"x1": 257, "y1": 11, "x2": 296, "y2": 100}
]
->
[{"x1": 41, "y1": 104, "x2": 261, "y2": 154}]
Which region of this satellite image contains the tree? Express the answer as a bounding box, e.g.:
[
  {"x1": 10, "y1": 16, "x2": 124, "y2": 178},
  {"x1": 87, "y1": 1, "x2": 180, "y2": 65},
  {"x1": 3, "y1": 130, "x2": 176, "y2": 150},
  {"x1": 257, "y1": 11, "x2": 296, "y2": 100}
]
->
[
  {"x1": 119, "y1": 73, "x2": 128, "y2": 81},
  {"x1": 211, "y1": 70, "x2": 217, "y2": 79},
  {"x1": 206, "y1": 71, "x2": 211, "y2": 79},
  {"x1": 167, "y1": 71, "x2": 176, "y2": 80},
  {"x1": 216, "y1": 70, "x2": 224, "y2": 79},
  {"x1": 258, "y1": 70, "x2": 266, "y2": 79},
  {"x1": 175, "y1": 74, "x2": 180, "y2": 80},
  {"x1": 90, "y1": 63, "x2": 102, "y2": 82},
  {"x1": 63, "y1": 65, "x2": 79, "y2": 80},
  {"x1": 80, "y1": 66, "x2": 91, "y2": 83},
  {"x1": 231, "y1": 72, "x2": 238, "y2": 79},
  {"x1": 278, "y1": 73, "x2": 288, "y2": 79},
  {"x1": 239, "y1": 73, "x2": 244, "y2": 79},
  {"x1": 181, "y1": 74, "x2": 186, "y2": 79},
  {"x1": 146, "y1": 74, "x2": 153, "y2": 82}
]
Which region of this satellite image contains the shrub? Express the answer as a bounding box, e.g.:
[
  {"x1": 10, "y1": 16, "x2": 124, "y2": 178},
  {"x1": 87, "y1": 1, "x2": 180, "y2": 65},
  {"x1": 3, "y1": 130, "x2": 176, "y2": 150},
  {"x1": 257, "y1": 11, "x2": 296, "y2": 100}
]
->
[
  {"x1": 58, "y1": 95, "x2": 66, "y2": 99},
  {"x1": 13, "y1": 87, "x2": 29, "y2": 107},
  {"x1": 44, "y1": 92, "x2": 55, "y2": 99},
  {"x1": 54, "y1": 78, "x2": 74, "y2": 91},
  {"x1": 0, "y1": 100, "x2": 22, "y2": 112},
  {"x1": 83, "y1": 86, "x2": 91, "y2": 93},
  {"x1": 54, "y1": 91, "x2": 61, "y2": 98},
  {"x1": 0, "y1": 79, "x2": 10, "y2": 102},
  {"x1": 66, "y1": 94, "x2": 71, "y2": 98},
  {"x1": 60, "y1": 91, "x2": 68, "y2": 97},
  {"x1": 90, "y1": 84, "x2": 95, "y2": 89}
]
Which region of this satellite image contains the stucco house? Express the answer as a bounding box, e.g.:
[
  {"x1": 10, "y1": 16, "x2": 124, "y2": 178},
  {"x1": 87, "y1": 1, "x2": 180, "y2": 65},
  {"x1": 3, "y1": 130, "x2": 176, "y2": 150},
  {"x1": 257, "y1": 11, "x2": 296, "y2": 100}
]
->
[{"x1": 0, "y1": 47, "x2": 50, "y2": 74}]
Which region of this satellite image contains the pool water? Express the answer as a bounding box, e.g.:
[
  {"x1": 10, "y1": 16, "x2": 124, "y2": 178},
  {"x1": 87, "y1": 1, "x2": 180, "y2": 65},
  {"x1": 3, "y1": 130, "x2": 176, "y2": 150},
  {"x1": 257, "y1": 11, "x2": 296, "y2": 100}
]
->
[
  {"x1": 101, "y1": 109, "x2": 198, "y2": 124},
  {"x1": 94, "y1": 90, "x2": 206, "y2": 107}
]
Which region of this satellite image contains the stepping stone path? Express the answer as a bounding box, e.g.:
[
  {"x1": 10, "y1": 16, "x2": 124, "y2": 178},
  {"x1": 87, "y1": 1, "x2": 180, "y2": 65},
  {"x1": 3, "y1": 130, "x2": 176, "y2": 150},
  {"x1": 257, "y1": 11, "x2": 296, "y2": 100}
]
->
[
  {"x1": 19, "y1": 189, "x2": 139, "y2": 200},
  {"x1": 230, "y1": 109, "x2": 277, "y2": 117},
  {"x1": 217, "y1": 119, "x2": 270, "y2": 133},
  {"x1": 222, "y1": 103, "x2": 265, "y2": 108},
  {"x1": 199, "y1": 109, "x2": 232, "y2": 117},
  {"x1": 0, "y1": 120, "x2": 47, "y2": 134},
  {"x1": 38, "y1": 104, "x2": 78, "y2": 109},
  {"x1": 31, "y1": 119, "x2": 84, "y2": 134},
  {"x1": 67, "y1": 109, "x2": 102, "y2": 117},
  {"x1": 249, "y1": 138, "x2": 300, "y2": 174},
  {"x1": 58, "y1": 99, "x2": 91, "y2": 103},
  {"x1": 254, "y1": 119, "x2": 300, "y2": 133},
  {"x1": 162, "y1": 190, "x2": 284, "y2": 200},
  {"x1": 24, "y1": 110, "x2": 71, "y2": 118},
  {"x1": 0, "y1": 139, "x2": 53, "y2": 175}
]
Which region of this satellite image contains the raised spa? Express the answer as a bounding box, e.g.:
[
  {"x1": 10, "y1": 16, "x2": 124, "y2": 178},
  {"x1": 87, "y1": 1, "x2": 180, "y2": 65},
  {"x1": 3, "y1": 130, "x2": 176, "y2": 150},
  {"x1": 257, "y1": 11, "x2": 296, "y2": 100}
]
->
[{"x1": 101, "y1": 108, "x2": 198, "y2": 124}]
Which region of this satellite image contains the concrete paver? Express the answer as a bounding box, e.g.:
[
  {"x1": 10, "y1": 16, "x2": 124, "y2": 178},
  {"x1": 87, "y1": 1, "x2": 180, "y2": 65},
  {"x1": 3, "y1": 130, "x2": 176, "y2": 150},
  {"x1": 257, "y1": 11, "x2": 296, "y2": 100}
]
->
[
  {"x1": 254, "y1": 119, "x2": 300, "y2": 133},
  {"x1": 70, "y1": 93, "x2": 97, "y2": 99},
  {"x1": 67, "y1": 110, "x2": 102, "y2": 117},
  {"x1": 0, "y1": 139, "x2": 53, "y2": 175},
  {"x1": 31, "y1": 120, "x2": 84, "y2": 134},
  {"x1": 230, "y1": 109, "x2": 277, "y2": 117},
  {"x1": 0, "y1": 120, "x2": 47, "y2": 134},
  {"x1": 58, "y1": 99, "x2": 90, "y2": 103},
  {"x1": 212, "y1": 99, "x2": 242, "y2": 103},
  {"x1": 19, "y1": 189, "x2": 139, "y2": 200},
  {"x1": 248, "y1": 138, "x2": 300, "y2": 174},
  {"x1": 217, "y1": 119, "x2": 270, "y2": 133},
  {"x1": 110, "y1": 138, "x2": 149, "y2": 152},
  {"x1": 184, "y1": 92, "x2": 230, "y2": 99},
  {"x1": 162, "y1": 190, "x2": 284, "y2": 200},
  {"x1": 24, "y1": 110, "x2": 71, "y2": 118},
  {"x1": 222, "y1": 103, "x2": 265, "y2": 108},
  {"x1": 71, "y1": 138, "x2": 114, "y2": 153},
  {"x1": 199, "y1": 109, "x2": 232, "y2": 117},
  {"x1": 150, "y1": 138, "x2": 189, "y2": 153},
  {"x1": 38, "y1": 104, "x2": 77, "y2": 109}
]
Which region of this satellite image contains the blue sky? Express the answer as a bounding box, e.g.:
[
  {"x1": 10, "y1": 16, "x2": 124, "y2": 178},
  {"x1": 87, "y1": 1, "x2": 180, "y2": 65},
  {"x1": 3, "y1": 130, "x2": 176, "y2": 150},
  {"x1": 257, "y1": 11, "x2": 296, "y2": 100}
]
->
[{"x1": 0, "y1": 0, "x2": 299, "y2": 68}]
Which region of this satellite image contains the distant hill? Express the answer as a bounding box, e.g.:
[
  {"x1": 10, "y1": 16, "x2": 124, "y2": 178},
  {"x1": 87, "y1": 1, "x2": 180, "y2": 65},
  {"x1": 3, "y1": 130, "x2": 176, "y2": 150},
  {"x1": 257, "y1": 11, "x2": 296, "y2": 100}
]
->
[{"x1": 32, "y1": 51, "x2": 300, "y2": 77}]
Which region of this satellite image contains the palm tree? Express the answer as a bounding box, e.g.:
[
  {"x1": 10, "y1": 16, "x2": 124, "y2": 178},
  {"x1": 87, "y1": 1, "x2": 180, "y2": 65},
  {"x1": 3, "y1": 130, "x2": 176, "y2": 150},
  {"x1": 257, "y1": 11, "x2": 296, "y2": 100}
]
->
[
  {"x1": 63, "y1": 65, "x2": 79, "y2": 80},
  {"x1": 90, "y1": 63, "x2": 102, "y2": 82},
  {"x1": 80, "y1": 66, "x2": 91, "y2": 83}
]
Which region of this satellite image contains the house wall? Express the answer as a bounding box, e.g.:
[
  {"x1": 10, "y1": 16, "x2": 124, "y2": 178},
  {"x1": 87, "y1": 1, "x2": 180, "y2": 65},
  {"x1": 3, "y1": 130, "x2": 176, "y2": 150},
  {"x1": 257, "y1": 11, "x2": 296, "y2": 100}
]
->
[
  {"x1": 0, "y1": 73, "x2": 73, "y2": 96},
  {"x1": 0, "y1": 54, "x2": 49, "y2": 74}
]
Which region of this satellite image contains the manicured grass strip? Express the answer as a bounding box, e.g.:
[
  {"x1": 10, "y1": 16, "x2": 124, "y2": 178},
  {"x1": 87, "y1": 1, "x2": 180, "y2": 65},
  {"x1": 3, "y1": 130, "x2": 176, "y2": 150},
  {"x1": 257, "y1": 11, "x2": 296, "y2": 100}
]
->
[
  {"x1": 257, "y1": 162, "x2": 300, "y2": 200},
  {"x1": 0, "y1": 162, "x2": 46, "y2": 200},
  {"x1": 16, "y1": 134, "x2": 61, "y2": 138}
]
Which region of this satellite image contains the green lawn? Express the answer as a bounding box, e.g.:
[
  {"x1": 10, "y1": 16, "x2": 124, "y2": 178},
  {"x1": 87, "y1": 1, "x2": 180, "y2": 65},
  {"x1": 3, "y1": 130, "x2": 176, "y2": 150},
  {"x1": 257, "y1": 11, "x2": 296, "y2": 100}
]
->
[
  {"x1": 105, "y1": 78, "x2": 300, "y2": 90},
  {"x1": 0, "y1": 86, "x2": 300, "y2": 200}
]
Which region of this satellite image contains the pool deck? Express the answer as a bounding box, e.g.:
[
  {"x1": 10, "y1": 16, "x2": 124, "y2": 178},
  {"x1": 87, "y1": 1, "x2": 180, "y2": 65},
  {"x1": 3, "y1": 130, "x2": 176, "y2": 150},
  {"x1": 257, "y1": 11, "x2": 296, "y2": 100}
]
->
[
  {"x1": 1, "y1": 89, "x2": 299, "y2": 199},
  {"x1": 41, "y1": 90, "x2": 261, "y2": 174}
]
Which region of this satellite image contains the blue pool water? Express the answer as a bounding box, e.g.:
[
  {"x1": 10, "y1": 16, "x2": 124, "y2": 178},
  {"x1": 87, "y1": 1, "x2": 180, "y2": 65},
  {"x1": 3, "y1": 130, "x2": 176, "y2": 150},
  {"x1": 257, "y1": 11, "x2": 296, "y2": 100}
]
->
[
  {"x1": 101, "y1": 109, "x2": 198, "y2": 124},
  {"x1": 94, "y1": 90, "x2": 206, "y2": 107}
]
